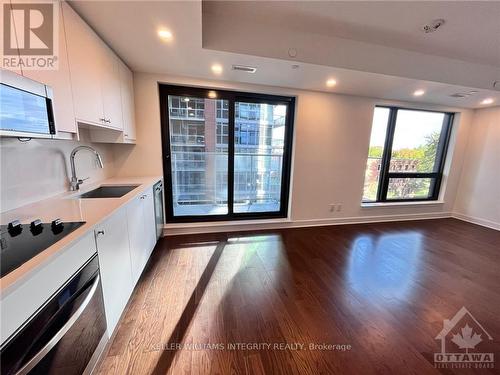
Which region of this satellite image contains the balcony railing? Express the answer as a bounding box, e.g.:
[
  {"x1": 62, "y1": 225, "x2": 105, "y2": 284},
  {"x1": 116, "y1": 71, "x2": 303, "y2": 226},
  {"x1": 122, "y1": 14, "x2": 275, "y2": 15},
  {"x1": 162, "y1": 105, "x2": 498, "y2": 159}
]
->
[{"x1": 170, "y1": 151, "x2": 283, "y2": 207}]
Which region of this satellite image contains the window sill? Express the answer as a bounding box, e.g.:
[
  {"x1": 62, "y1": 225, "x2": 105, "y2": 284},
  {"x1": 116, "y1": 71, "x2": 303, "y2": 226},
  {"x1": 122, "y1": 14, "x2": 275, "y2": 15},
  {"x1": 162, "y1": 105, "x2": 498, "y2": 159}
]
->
[{"x1": 361, "y1": 200, "x2": 445, "y2": 208}]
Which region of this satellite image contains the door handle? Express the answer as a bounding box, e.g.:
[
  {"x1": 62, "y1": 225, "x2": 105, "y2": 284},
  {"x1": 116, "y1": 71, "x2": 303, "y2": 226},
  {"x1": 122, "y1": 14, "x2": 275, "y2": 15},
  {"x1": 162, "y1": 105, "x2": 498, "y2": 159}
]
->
[{"x1": 14, "y1": 275, "x2": 101, "y2": 375}]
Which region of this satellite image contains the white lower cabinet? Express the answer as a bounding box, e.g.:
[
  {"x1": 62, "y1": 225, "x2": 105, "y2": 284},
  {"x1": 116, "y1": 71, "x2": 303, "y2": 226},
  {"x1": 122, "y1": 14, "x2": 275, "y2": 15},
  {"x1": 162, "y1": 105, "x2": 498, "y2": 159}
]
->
[
  {"x1": 127, "y1": 187, "x2": 157, "y2": 284},
  {"x1": 94, "y1": 207, "x2": 133, "y2": 334},
  {"x1": 95, "y1": 186, "x2": 158, "y2": 336}
]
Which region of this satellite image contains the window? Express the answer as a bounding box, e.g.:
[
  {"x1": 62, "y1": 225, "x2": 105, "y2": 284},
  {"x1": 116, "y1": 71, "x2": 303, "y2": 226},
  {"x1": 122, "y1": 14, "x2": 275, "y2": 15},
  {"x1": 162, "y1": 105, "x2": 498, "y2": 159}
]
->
[
  {"x1": 160, "y1": 85, "x2": 295, "y2": 222},
  {"x1": 362, "y1": 106, "x2": 453, "y2": 202}
]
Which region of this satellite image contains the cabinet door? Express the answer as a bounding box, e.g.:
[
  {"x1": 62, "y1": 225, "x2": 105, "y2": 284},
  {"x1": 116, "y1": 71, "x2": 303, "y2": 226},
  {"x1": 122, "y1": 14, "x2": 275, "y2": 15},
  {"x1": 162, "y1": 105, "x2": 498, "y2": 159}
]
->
[
  {"x1": 101, "y1": 46, "x2": 123, "y2": 130},
  {"x1": 126, "y1": 195, "x2": 147, "y2": 284},
  {"x1": 119, "y1": 60, "x2": 136, "y2": 141},
  {"x1": 142, "y1": 188, "x2": 157, "y2": 257},
  {"x1": 95, "y1": 207, "x2": 133, "y2": 334},
  {"x1": 62, "y1": 2, "x2": 104, "y2": 126},
  {"x1": 22, "y1": 1, "x2": 76, "y2": 134}
]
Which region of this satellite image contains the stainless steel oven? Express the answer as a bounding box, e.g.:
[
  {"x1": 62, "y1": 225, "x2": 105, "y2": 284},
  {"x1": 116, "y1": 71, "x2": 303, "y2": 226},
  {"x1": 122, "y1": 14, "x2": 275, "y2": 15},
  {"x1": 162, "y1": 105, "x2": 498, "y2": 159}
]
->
[{"x1": 0, "y1": 254, "x2": 107, "y2": 375}]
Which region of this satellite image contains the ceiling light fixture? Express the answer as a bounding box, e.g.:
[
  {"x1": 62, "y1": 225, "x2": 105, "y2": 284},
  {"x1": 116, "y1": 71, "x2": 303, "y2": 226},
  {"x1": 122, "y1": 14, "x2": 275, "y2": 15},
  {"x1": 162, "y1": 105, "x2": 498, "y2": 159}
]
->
[
  {"x1": 183, "y1": 98, "x2": 190, "y2": 102},
  {"x1": 422, "y1": 19, "x2": 445, "y2": 33},
  {"x1": 413, "y1": 89, "x2": 425, "y2": 96},
  {"x1": 326, "y1": 78, "x2": 337, "y2": 87},
  {"x1": 232, "y1": 65, "x2": 257, "y2": 73},
  {"x1": 211, "y1": 64, "x2": 223, "y2": 75},
  {"x1": 481, "y1": 98, "x2": 494, "y2": 105},
  {"x1": 208, "y1": 91, "x2": 217, "y2": 99},
  {"x1": 157, "y1": 29, "x2": 173, "y2": 41}
]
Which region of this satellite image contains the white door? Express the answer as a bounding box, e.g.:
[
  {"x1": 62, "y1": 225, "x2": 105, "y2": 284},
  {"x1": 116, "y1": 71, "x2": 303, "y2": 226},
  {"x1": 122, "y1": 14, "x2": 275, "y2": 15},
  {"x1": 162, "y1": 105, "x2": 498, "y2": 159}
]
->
[
  {"x1": 22, "y1": 2, "x2": 76, "y2": 134},
  {"x1": 142, "y1": 188, "x2": 157, "y2": 257},
  {"x1": 95, "y1": 207, "x2": 133, "y2": 334},
  {"x1": 119, "y1": 60, "x2": 136, "y2": 141},
  {"x1": 126, "y1": 195, "x2": 147, "y2": 284},
  {"x1": 2, "y1": 1, "x2": 22, "y2": 75},
  {"x1": 100, "y1": 45, "x2": 123, "y2": 129},
  {"x1": 62, "y1": 2, "x2": 104, "y2": 126}
]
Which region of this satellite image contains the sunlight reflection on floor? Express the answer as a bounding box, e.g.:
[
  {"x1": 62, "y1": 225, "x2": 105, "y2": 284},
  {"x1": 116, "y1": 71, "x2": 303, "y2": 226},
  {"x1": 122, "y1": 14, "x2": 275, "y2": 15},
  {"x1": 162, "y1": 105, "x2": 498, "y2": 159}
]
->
[{"x1": 347, "y1": 232, "x2": 423, "y2": 303}]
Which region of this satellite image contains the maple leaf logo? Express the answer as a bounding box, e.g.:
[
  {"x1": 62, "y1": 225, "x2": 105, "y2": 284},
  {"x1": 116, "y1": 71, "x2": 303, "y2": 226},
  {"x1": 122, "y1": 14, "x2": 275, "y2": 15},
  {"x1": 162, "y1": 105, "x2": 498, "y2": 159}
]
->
[{"x1": 451, "y1": 324, "x2": 483, "y2": 353}]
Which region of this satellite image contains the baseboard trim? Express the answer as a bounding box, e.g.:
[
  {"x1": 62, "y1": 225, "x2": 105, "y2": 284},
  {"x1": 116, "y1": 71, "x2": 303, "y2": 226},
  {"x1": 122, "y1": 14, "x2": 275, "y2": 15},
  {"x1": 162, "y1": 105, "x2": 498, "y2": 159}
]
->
[
  {"x1": 451, "y1": 213, "x2": 500, "y2": 231},
  {"x1": 163, "y1": 212, "x2": 453, "y2": 236}
]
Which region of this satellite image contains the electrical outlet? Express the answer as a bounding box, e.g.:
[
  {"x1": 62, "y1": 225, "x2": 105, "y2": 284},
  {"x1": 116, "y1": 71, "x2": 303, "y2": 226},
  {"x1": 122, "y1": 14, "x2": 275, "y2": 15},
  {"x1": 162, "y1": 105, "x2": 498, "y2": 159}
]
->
[
  {"x1": 337, "y1": 204, "x2": 342, "y2": 212},
  {"x1": 329, "y1": 204, "x2": 336, "y2": 212}
]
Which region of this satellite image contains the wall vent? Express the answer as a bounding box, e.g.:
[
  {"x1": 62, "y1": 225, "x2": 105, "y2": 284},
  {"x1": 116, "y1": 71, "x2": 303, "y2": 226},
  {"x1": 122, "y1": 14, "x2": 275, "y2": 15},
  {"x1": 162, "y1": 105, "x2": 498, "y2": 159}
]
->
[{"x1": 232, "y1": 65, "x2": 257, "y2": 73}]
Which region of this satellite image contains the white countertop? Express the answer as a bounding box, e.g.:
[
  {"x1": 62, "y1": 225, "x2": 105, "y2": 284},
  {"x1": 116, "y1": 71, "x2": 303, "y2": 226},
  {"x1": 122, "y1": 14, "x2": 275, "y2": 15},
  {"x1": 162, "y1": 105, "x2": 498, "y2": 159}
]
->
[{"x1": 0, "y1": 176, "x2": 162, "y2": 291}]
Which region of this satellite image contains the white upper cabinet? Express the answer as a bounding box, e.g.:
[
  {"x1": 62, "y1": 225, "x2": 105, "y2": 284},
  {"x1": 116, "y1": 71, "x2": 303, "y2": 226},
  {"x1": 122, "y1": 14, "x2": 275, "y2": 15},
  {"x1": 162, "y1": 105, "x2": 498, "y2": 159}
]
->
[
  {"x1": 62, "y1": 2, "x2": 104, "y2": 126},
  {"x1": 62, "y1": 2, "x2": 124, "y2": 131},
  {"x1": 100, "y1": 45, "x2": 123, "y2": 130},
  {"x1": 22, "y1": 1, "x2": 76, "y2": 135},
  {"x1": 2, "y1": 1, "x2": 22, "y2": 76},
  {"x1": 118, "y1": 60, "x2": 136, "y2": 141}
]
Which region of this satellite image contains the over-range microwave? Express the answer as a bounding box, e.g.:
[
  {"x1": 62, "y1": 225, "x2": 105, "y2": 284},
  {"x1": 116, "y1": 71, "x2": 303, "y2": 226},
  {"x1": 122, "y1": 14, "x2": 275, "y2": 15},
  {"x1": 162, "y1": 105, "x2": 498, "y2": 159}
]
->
[{"x1": 0, "y1": 70, "x2": 56, "y2": 138}]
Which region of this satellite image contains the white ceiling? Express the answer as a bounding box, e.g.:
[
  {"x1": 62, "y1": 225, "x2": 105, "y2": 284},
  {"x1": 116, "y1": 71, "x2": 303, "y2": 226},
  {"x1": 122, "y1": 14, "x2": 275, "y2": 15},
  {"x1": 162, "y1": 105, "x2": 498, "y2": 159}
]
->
[
  {"x1": 203, "y1": 1, "x2": 500, "y2": 67},
  {"x1": 70, "y1": 1, "x2": 500, "y2": 109}
]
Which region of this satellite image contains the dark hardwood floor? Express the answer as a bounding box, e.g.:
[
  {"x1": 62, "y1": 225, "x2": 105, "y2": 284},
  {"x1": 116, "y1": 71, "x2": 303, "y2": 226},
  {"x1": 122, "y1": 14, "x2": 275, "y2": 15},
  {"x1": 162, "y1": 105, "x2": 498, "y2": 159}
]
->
[{"x1": 96, "y1": 218, "x2": 500, "y2": 374}]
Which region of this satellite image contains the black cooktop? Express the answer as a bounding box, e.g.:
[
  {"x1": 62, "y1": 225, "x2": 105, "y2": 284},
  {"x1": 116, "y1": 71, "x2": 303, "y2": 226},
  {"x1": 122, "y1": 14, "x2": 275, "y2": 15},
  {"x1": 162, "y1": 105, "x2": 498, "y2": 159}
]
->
[{"x1": 0, "y1": 220, "x2": 86, "y2": 277}]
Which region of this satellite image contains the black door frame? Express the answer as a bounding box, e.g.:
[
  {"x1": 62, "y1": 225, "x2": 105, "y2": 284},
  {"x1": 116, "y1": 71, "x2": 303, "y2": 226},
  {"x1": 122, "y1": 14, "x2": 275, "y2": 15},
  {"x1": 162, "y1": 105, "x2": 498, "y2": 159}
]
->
[{"x1": 159, "y1": 84, "x2": 295, "y2": 223}]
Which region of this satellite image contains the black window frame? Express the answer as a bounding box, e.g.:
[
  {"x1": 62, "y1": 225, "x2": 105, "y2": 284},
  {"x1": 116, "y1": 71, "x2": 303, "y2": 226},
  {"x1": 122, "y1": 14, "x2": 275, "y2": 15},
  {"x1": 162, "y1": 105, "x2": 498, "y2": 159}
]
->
[
  {"x1": 367, "y1": 106, "x2": 454, "y2": 203},
  {"x1": 159, "y1": 84, "x2": 295, "y2": 223}
]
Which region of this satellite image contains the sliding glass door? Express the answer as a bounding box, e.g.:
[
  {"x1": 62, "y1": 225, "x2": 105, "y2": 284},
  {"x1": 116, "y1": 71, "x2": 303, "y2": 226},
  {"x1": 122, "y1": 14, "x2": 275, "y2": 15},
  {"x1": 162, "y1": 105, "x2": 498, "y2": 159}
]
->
[
  {"x1": 159, "y1": 85, "x2": 294, "y2": 222},
  {"x1": 234, "y1": 101, "x2": 287, "y2": 213},
  {"x1": 166, "y1": 94, "x2": 228, "y2": 216}
]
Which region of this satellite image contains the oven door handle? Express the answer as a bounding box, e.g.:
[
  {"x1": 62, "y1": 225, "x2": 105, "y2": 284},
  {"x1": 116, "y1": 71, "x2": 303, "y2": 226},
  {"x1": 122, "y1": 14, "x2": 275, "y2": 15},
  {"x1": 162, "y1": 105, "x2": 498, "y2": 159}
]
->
[{"x1": 14, "y1": 274, "x2": 101, "y2": 375}]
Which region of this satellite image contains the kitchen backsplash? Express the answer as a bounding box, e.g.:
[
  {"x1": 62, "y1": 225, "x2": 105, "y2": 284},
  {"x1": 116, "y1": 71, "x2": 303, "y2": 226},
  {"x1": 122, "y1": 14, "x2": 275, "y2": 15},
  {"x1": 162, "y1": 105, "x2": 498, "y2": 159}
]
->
[{"x1": 0, "y1": 129, "x2": 116, "y2": 212}]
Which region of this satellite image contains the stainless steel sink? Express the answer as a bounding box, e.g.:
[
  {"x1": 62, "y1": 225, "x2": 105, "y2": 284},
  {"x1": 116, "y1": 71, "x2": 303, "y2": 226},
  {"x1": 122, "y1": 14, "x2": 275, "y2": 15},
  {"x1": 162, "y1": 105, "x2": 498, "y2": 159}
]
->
[{"x1": 77, "y1": 185, "x2": 139, "y2": 199}]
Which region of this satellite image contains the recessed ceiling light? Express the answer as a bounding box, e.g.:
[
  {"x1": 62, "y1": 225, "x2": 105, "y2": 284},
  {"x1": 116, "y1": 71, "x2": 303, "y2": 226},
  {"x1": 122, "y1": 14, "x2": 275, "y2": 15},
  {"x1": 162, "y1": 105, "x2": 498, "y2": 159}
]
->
[
  {"x1": 208, "y1": 91, "x2": 217, "y2": 99},
  {"x1": 326, "y1": 78, "x2": 337, "y2": 87},
  {"x1": 413, "y1": 89, "x2": 425, "y2": 96},
  {"x1": 211, "y1": 64, "x2": 223, "y2": 75},
  {"x1": 158, "y1": 29, "x2": 173, "y2": 41},
  {"x1": 481, "y1": 98, "x2": 494, "y2": 105}
]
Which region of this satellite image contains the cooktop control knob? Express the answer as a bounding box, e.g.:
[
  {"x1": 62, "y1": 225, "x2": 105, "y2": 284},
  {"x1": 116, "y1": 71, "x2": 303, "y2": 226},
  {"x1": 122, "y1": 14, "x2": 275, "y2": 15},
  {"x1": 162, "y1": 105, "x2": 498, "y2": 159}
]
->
[
  {"x1": 30, "y1": 219, "x2": 43, "y2": 235},
  {"x1": 51, "y1": 218, "x2": 64, "y2": 234},
  {"x1": 7, "y1": 220, "x2": 22, "y2": 237}
]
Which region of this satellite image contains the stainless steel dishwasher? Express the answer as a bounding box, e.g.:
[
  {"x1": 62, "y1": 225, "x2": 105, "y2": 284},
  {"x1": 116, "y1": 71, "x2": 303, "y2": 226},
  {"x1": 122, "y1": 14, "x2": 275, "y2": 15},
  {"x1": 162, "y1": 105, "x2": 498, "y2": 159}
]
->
[{"x1": 153, "y1": 181, "x2": 164, "y2": 240}]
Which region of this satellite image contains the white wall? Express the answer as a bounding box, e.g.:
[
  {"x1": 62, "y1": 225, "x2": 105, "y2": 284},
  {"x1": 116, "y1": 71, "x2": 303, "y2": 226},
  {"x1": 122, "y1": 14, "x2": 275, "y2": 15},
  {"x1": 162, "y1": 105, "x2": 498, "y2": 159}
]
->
[
  {"x1": 0, "y1": 130, "x2": 116, "y2": 212},
  {"x1": 453, "y1": 106, "x2": 500, "y2": 230},
  {"x1": 113, "y1": 72, "x2": 474, "y2": 230}
]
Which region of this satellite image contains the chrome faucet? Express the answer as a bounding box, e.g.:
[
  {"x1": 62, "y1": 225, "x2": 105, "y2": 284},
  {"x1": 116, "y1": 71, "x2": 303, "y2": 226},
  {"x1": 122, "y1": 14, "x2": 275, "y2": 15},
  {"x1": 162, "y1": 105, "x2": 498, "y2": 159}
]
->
[{"x1": 69, "y1": 146, "x2": 104, "y2": 191}]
